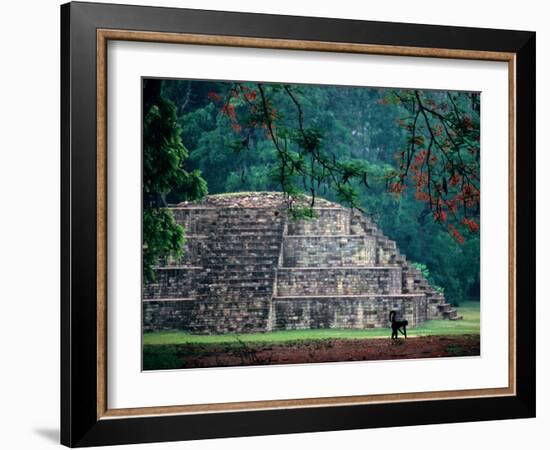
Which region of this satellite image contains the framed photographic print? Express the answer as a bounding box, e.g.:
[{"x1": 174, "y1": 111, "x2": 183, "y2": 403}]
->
[{"x1": 60, "y1": 1, "x2": 536, "y2": 447}]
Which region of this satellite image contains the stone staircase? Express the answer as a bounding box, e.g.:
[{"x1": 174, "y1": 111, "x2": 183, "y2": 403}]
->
[
  {"x1": 271, "y1": 206, "x2": 459, "y2": 331},
  {"x1": 143, "y1": 193, "x2": 460, "y2": 334},
  {"x1": 144, "y1": 205, "x2": 285, "y2": 333},
  {"x1": 349, "y1": 210, "x2": 460, "y2": 321}
]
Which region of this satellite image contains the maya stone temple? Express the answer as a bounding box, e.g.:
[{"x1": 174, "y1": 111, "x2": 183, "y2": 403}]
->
[{"x1": 143, "y1": 192, "x2": 460, "y2": 334}]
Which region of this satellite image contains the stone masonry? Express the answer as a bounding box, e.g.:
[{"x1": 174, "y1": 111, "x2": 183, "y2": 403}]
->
[{"x1": 143, "y1": 192, "x2": 459, "y2": 334}]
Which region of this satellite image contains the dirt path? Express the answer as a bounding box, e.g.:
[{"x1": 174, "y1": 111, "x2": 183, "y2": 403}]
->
[{"x1": 144, "y1": 335, "x2": 480, "y2": 370}]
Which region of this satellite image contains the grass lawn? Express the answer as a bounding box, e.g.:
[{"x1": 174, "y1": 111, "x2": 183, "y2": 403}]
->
[{"x1": 143, "y1": 301, "x2": 480, "y2": 346}]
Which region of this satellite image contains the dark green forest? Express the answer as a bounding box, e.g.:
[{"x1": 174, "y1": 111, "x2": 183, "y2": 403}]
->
[{"x1": 143, "y1": 78, "x2": 480, "y2": 305}]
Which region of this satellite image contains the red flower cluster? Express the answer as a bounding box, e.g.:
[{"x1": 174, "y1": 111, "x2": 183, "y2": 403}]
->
[
  {"x1": 207, "y1": 91, "x2": 221, "y2": 102},
  {"x1": 462, "y1": 217, "x2": 479, "y2": 233},
  {"x1": 415, "y1": 190, "x2": 430, "y2": 201},
  {"x1": 449, "y1": 173, "x2": 461, "y2": 187},
  {"x1": 448, "y1": 224, "x2": 465, "y2": 244},
  {"x1": 388, "y1": 182, "x2": 406, "y2": 194},
  {"x1": 244, "y1": 90, "x2": 257, "y2": 101},
  {"x1": 462, "y1": 115, "x2": 474, "y2": 129},
  {"x1": 446, "y1": 199, "x2": 458, "y2": 213},
  {"x1": 434, "y1": 210, "x2": 447, "y2": 222}
]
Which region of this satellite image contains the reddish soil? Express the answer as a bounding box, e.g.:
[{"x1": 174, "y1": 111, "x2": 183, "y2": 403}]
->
[{"x1": 144, "y1": 335, "x2": 480, "y2": 370}]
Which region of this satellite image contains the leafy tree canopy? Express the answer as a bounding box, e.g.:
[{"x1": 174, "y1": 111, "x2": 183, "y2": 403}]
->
[{"x1": 142, "y1": 79, "x2": 207, "y2": 282}]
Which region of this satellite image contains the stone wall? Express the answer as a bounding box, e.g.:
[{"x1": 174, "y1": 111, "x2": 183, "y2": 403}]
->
[
  {"x1": 282, "y1": 235, "x2": 376, "y2": 267},
  {"x1": 276, "y1": 267, "x2": 402, "y2": 296},
  {"x1": 143, "y1": 299, "x2": 195, "y2": 332},
  {"x1": 287, "y1": 208, "x2": 349, "y2": 235},
  {"x1": 143, "y1": 267, "x2": 201, "y2": 299},
  {"x1": 272, "y1": 294, "x2": 426, "y2": 329}
]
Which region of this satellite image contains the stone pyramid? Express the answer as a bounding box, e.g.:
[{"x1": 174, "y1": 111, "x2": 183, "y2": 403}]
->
[{"x1": 143, "y1": 192, "x2": 459, "y2": 334}]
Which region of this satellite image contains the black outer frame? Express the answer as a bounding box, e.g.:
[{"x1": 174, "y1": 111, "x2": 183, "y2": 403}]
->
[{"x1": 60, "y1": 1, "x2": 535, "y2": 447}]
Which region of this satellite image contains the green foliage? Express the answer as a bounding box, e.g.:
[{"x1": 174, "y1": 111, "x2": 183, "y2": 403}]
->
[
  {"x1": 142, "y1": 79, "x2": 208, "y2": 282},
  {"x1": 142, "y1": 208, "x2": 185, "y2": 283},
  {"x1": 411, "y1": 262, "x2": 445, "y2": 294},
  {"x1": 143, "y1": 86, "x2": 208, "y2": 201},
  {"x1": 143, "y1": 100, "x2": 188, "y2": 195},
  {"x1": 157, "y1": 80, "x2": 480, "y2": 304}
]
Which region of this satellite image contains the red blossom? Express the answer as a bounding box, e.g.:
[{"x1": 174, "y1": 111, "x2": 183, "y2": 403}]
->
[
  {"x1": 462, "y1": 217, "x2": 479, "y2": 233},
  {"x1": 449, "y1": 173, "x2": 461, "y2": 187},
  {"x1": 412, "y1": 149, "x2": 428, "y2": 167},
  {"x1": 415, "y1": 190, "x2": 430, "y2": 201},
  {"x1": 388, "y1": 182, "x2": 407, "y2": 195},
  {"x1": 207, "y1": 91, "x2": 221, "y2": 102},
  {"x1": 446, "y1": 200, "x2": 458, "y2": 213},
  {"x1": 434, "y1": 210, "x2": 447, "y2": 222},
  {"x1": 463, "y1": 115, "x2": 474, "y2": 129},
  {"x1": 449, "y1": 224, "x2": 465, "y2": 244},
  {"x1": 244, "y1": 90, "x2": 257, "y2": 101},
  {"x1": 221, "y1": 103, "x2": 237, "y2": 120}
]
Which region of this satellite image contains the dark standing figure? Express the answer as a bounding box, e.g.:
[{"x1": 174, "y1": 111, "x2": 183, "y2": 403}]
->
[{"x1": 389, "y1": 310, "x2": 408, "y2": 340}]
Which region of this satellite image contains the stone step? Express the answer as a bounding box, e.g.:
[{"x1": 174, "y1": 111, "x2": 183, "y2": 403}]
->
[
  {"x1": 194, "y1": 297, "x2": 271, "y2": 306},
  {"x1": 199, "y1": 289, "x2": 273, "y2": 297},
  {"x1": 177, "y1": 216, "x2": 281, "y2": 224},
  {"x1": 437, "y1": 302, "x2": 454, "y2": 312},
  {"x1": 199, "y1": 284, "x2": 272, "y2": 292},
  {"x1": 197, "y1": 252, "x2": 280, "y2": 260},
  {"x1": 197, "y1": 294, "x2": 273, "y2": 301},
  {"x1": 200, "y1": 255, "x2": 279, "y2": 262},
  {"x1": 199, "y1": 262, "x2": 278, "y2": 270},
  {"x1": 273, "y1": 293, "x2": 425, "y2": 300},
  {"x1": 187, "y1": 219, "x2": 283, "y2": 226},
  {"x1": 142, "y1": 297, "x2": 196, "y2": 302},
  {"x1": 199, "y1": 253, "x2": 280, "y2": 260},
  {"x1": 194, "y1": 242, "x2": 281, "y2": 250},
  {"x1": 200, "y1": 278, "x2": 273, "y2": 286},
  {"x1": 200, "y1": 265, "x2": 277, "y2": 273},
  {"x1": 443, "y1": 308, "x2": 463, "y2": 320},
  {"x1": 202, "y1": 268, "x2": 274, "y2": 274},
  {"x1": 200, "y1": 279, "x2": 273, "y2": 287},
  {"x1": 187, "y1": 233, "x2": 282, "y2": 242},
  {"x1": 199, "y1": 245, "x2": 281, "y2": 252},
  {"x1": 202, "y1": 231, "x2": 282, "y2": 238},
  {"x1": 151, "y1": 266, "x2": 203, "y2": 271},
  {"x1": 205, "y1": 225, "x2": 279, "y2": 231}
]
